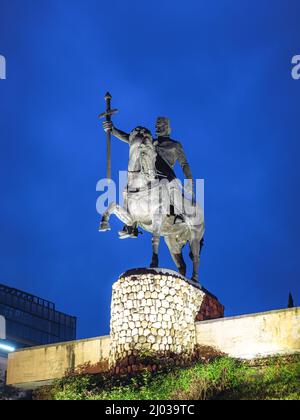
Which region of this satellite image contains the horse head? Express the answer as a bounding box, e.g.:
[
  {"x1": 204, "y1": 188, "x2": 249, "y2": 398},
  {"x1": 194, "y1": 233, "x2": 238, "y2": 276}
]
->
[{"x1": 129, "y1": 126, "x2": 157, "y2": 182}]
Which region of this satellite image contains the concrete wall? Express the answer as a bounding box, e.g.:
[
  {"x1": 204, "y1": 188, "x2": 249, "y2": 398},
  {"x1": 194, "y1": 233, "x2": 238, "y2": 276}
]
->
[
  {"x1": 7, "y1": 336, "x2": 110, "y2": 389},
  {"x1": 196, "y1": 307, "x2": 300, "y2": 359}
]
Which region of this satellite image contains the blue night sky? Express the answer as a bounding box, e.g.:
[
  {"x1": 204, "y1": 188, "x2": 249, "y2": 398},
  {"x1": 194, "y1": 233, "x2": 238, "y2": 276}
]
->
[{"x1": 0, "y1": 0, "x2": 299, "y2": 339}]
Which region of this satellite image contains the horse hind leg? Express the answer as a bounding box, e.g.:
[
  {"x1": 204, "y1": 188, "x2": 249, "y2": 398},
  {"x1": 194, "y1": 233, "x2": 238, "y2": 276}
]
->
[
  {"x1": 189, "y1": 233, "x2": 204, "y2": 284},
  {"x1": 189, "y1": 237, "x2": 204, "y2": 261},
  {"x1": 150, "y1": 235, "x2": 160, "y2": 268},
  {"x1": 173, "y1": 252, "x2": 187, "y2": 277},
  {"x1": 150, "y1": 213, "x2": 164, "y2": 268},
  {"x1": 164, "y1": 236, "x2": 187, "y2": 277}
]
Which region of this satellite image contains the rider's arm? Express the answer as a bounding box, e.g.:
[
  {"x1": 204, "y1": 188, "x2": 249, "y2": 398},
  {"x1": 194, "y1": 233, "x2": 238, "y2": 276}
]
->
[
  {"x1": 177, "y1": 142, "x2": 193, "y2": 181},
  {"x1": 103, "y1": 121, "x2": 130, "y2": 144},
  {"x1": 177, "y1": 142, "x2": 196, "y2": 203},
  {"x1": 112, "y1": 127, "x2": 130, "y2": 144}
]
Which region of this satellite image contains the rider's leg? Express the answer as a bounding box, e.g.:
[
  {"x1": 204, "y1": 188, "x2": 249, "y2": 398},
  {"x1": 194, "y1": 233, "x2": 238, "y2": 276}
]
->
[{"x1": 168, "y1": 180, "x2": 201, "y2": 225}]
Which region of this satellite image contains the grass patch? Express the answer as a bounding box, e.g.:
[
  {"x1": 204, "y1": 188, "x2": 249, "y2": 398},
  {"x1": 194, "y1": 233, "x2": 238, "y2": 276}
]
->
[{"x1": 34, "y1": 354, "x2": 300, "y2": 400}]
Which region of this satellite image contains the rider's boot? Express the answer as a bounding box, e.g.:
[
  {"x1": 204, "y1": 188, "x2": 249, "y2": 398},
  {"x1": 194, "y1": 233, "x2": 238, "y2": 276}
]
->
[{"x1": 118, "y1": 224, "x2": 139, "y2": 239}]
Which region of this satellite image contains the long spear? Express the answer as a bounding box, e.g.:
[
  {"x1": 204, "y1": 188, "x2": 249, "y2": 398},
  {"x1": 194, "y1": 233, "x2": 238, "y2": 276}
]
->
[{"x1": 99, "y1": 92, "x2": 118, "y2": 180}]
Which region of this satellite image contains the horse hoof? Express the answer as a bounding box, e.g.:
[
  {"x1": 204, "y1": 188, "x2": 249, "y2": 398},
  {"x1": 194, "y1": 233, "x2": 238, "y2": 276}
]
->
[
  {"x1": 179, "y1": 267, "x2": 187, "y2": 277},
  {"x1": 150, "y1": 260, "x2": 159, "y2": 269},
  {"x1": 191, "y1": 278, "x2": 202, "y2": 288},
  {"x1": 150, "y1": 262, "x2": 158, "y2": 268},
  {"x1": 150, "y1": 253, "x2": 159, "y2": 268},
  {"x1": 150, "y1": 259, "x2": 158, "y2": 268},
  {"x1": 99, "y1": 221, "x2": 111, "y2": 232}
]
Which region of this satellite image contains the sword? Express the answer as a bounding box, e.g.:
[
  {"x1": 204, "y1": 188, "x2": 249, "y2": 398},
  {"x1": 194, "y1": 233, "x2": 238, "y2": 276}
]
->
[{"x1": 99, "y1": 92, "x2": 118, "y2": 180}]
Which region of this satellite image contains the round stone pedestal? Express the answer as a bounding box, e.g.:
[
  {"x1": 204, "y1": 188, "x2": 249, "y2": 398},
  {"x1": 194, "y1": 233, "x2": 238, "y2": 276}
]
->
[{"x1": 109, "y1": 268, "x2": 224, "y2": 371}]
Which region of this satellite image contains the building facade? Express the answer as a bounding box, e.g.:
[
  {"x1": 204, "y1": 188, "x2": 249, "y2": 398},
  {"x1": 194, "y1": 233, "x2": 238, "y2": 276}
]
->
[
  {"x1": 0, "y1": 283, "x2": 77, "y2": 396},
  {"x1": 0, "y1": 283, "x2": 76, "y2": 349}
]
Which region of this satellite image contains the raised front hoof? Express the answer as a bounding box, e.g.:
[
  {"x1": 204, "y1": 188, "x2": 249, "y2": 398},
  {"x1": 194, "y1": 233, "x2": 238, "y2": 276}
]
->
[{"x1": 99, "y1": 221, "x2": 111, "y2": 232}]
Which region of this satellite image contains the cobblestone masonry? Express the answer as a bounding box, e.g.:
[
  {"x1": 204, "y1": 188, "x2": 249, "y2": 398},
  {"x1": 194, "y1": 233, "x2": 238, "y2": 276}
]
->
[{"x1": 109, "y1": 269, "x2": 224, "y2": 370}]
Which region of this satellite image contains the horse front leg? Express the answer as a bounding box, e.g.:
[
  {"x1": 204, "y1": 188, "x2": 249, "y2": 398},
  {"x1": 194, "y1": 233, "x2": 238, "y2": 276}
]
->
[
  {"x1": 99, "y1": 203, "x2": 134, "y2": 232},
  {"x1": 150, "y1": 213, "x2": 163, "y2": 268}
]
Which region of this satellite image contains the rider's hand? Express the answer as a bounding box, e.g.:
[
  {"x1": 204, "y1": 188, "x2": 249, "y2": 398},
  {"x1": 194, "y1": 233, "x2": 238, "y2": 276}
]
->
[{"x1": 103, "y1": 121, "x2": 113, "y2": 133}]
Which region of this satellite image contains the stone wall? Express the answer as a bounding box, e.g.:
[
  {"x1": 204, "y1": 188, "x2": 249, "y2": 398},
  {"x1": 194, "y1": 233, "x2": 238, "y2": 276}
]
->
[
  {"x1": 109, "y1": 269, "x2": 224, "y2": 372},
  {"x1": 196, "y1": 293, "x2": 225, "y2": 321}
]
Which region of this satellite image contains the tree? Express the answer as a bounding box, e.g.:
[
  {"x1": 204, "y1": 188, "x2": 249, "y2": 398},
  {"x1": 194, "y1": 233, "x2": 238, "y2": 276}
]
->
[
  {"x1": 0, "y1": 376, "x2": 19, "y2": 400},
  {"x1": 288, "y1": 292, "x2": 294, "y2": 309}
]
